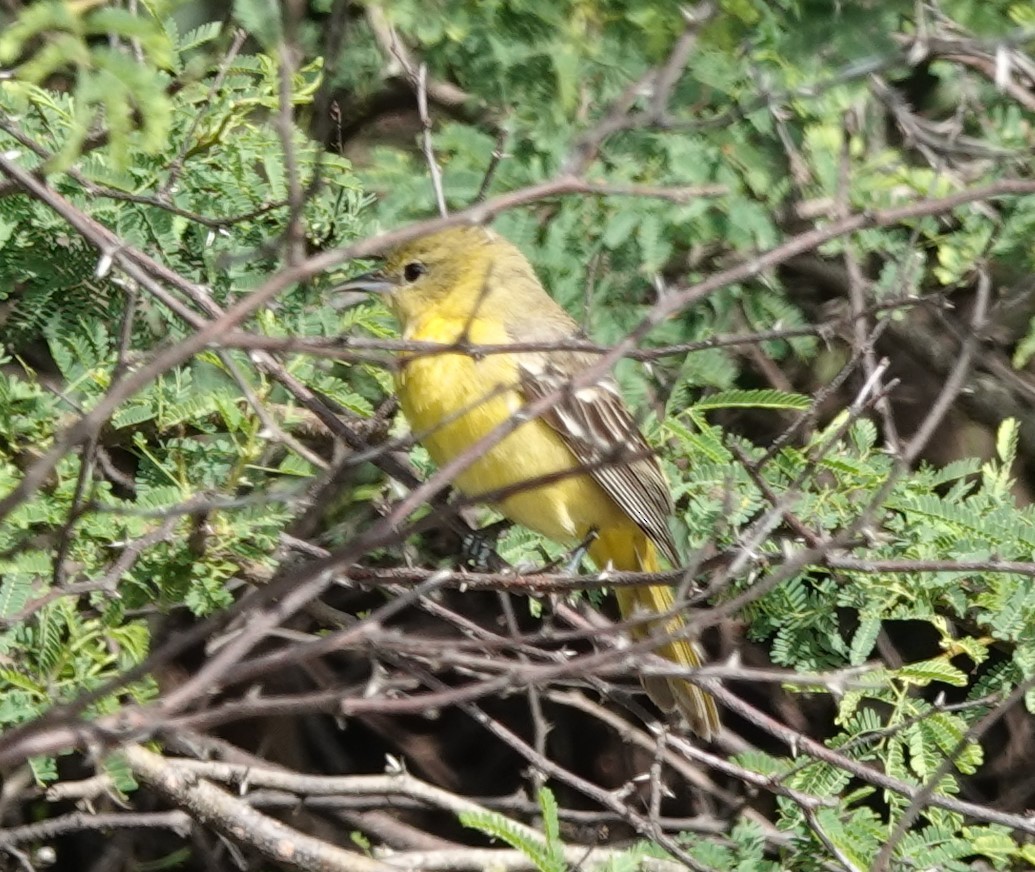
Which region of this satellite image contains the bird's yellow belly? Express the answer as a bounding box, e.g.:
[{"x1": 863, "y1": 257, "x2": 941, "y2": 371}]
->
[{"x1": 396, "y1": 348, "x2": 626, "y2": 545}]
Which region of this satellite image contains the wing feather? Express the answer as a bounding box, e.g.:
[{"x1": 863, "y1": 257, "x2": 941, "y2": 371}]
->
[{"x1": 518, "y1": 353, "x2": 680, "y2": 566}]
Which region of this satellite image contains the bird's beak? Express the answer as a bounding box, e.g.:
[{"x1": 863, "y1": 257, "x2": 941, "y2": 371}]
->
[{"x1": 333, "y1": 269, "x2": 398, "y2": 295}]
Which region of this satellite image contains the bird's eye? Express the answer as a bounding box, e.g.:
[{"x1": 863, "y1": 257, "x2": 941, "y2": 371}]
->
[{"x1": 403, "y1": 262, "x2": 427, "y2": 282}]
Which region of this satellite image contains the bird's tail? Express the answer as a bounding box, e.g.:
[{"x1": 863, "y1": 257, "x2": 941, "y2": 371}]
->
[{"x1": 591, "y1": 532, "x2": 719, "y2": 738}]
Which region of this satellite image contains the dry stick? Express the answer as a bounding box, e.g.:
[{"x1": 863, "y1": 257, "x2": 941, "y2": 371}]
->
[
  {"x1": 880, "y1": 676, "x2": 1035, "y2": 860},
  {"x1": 726, "y1": 348, "x2": 892, "y2": 560},
  {"x1": 837, "y1": 116, "x2": 903, "y2": 455},
  {"x1": 142, "y1": 764, "x2": 546, "y2": 845},
  {"x1": 548, "y1": 691, "x2": 801, "y2": 844},
  {"x1": 239, "y1": 788, "x2": 726, "y2": 833},
  {"x1": 122, "y1": 745, "x2": 390, "y2": 872},
  {"x1": 154, "y1": 565, "x2": 450, "y2": 721},
  {"x1": 318, "y1": 553, "x2": 1035, "y2": 591},
  {"x1": 801, "y1": 804, "x2": 862, "y2": 872},
  {"x1": 0, "y1": 811, "x2": 192, "y2": 846},
  {"x1": 416, "y1": 64, "x2": 448, "y2": 218},
  {"x1": 901, "y1": 263, "x2": 989, "y2": 464},
  {"x1": 380, "y1": 847, "x2": 685, "y2": 872},
  {"x1": 496, "y1": 591, "x2": 550, "y2": 766},
  {"x1": 925, "y1": 40, "x2": 1035, "y2": 113},
  {"x1": 651, "y1": 5, "x2": 713, "y2": 114},
  {"x1": 219, "y1": 352, "x2": 330, "y2": 471},
  {"x1": 377, "y1": 661, "x2": 715, "y2": 872},
  {"x1": 48, "y1": 431, "x2": 99, "y2": 590},
  {"x1": 0, "y1": 841, "x2": 34, "y2": 872},
  {"x1": 349, "y1": 635, "x2": 877, "y2": 690},
  {"x1": 170, "y1": 676, "x2": 515, "y2": 736},
  {"x1": 49, "y1": 260, "x2": 146, "y2": 592},
  {"x1": 374, "y1": 10, "x2": 451, "y2": 216},
  {"x1": 219, "y1": 294, "x2": 927, "y2": 366},
  {"x1": 827, "y1": 556, "x2": 1035, "y2": 576},
  {"x1": 171, "y1": 591, "x2": 728, "y2": 865},
  {"x1": 472, "y1": 125, "x2": 511, "y2": 204},
  {"x1": 334, "y1": 810, "x2": 457, "y2": 854},
  {"x1": 365, "y1": 4, "x2": 481, "y2": 113},
  {"x1": 195, "y1": 661, "x2": 450, "y2": 856},
  {"x1": 151, "y1": 642, "x2": 880, "y2": 737}
]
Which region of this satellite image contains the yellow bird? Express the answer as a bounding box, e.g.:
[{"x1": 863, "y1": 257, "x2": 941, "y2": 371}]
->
[{"x1": 343, "y1": 225, "x2": 719, "y2": 737}]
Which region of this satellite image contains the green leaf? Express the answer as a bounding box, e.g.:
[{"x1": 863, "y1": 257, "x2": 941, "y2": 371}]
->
[
  {"x1": 459, "y1": 807, "x2": 560, "y2": 872},
  {"x1": 102, "y1": 752, "x2": 139, "y2": 795},
  {"x1": 849, "y1": 615, "x2": 881, "y2": 666},
  {"x1": 692, "y1": 388, "x2": 811, "y2": 412},
  {"x1": 896, "y1": 659, "x2": 968, "y2": 688},
  {"x1": 995, "y1": 417, "x2": 1019, "y2": 467},
  {"x1": 28, "y1": 755, "x2": 58, "y2": 786}
]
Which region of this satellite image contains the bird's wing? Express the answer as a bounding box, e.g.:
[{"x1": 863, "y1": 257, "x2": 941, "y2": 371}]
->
[{"x1": 517, "y1": 350, "x2": 680, "y2": 567}]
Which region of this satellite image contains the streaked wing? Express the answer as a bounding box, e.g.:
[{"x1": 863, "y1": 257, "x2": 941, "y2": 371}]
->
[{"x1": 517, "y1": 353, "x2": 679, "y2": 566}]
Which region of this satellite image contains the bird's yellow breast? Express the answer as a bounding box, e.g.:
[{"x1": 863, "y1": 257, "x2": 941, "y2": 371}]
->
[{"x1": 396, "y1": 314, "x2": 628, "y2": 545}]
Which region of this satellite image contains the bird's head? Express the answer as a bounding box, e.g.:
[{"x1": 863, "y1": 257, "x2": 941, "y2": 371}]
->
[{"x1": 339, "y1": 226, "x2": 537, "y2": 329}]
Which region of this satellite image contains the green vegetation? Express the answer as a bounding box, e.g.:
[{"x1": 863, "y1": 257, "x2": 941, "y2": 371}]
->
[{"x1": 2, "y1": 0, "x2": 1035, "y2": 869}]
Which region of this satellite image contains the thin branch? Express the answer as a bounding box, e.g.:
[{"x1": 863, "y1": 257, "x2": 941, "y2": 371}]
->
[
  {"x1": 0, "y1": 810, "x2": 191, "y2": 845},
  {"x1": 416, "y1": 64, "x2": 447, "y2": 217},
  {"x1": 123, "y1": 744, "x2": 390, "y2": 872}
]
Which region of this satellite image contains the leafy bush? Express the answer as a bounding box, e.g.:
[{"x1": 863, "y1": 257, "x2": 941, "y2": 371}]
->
[{"x1": 2, "y1": 1, "x2": 1035, "y2": 870}]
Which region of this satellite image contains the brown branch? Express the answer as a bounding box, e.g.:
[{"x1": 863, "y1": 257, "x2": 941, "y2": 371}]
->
[
  {"x1": 0, "y1": 810, "x2": 191, "y2": 845},
  {"x1": 143, "y1": 763, "x2": 546, "y2": 843},
  {"x1": 416, "y1": 63, "x2": 448, "y2": 217},
  {"x1": 365, "y1": 5, "x2": 482, "y2": 113},
  {"x1": 122, "y1": 744, "x2": 391, "y2": 872},
  {"x1": 221, "y1": 292, "x2": 930, "y2": 364}
]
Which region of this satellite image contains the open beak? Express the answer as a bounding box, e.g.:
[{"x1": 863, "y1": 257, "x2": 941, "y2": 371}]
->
[{"x1": 332, "y1": 269, "x2": 398, "y2": 295}]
